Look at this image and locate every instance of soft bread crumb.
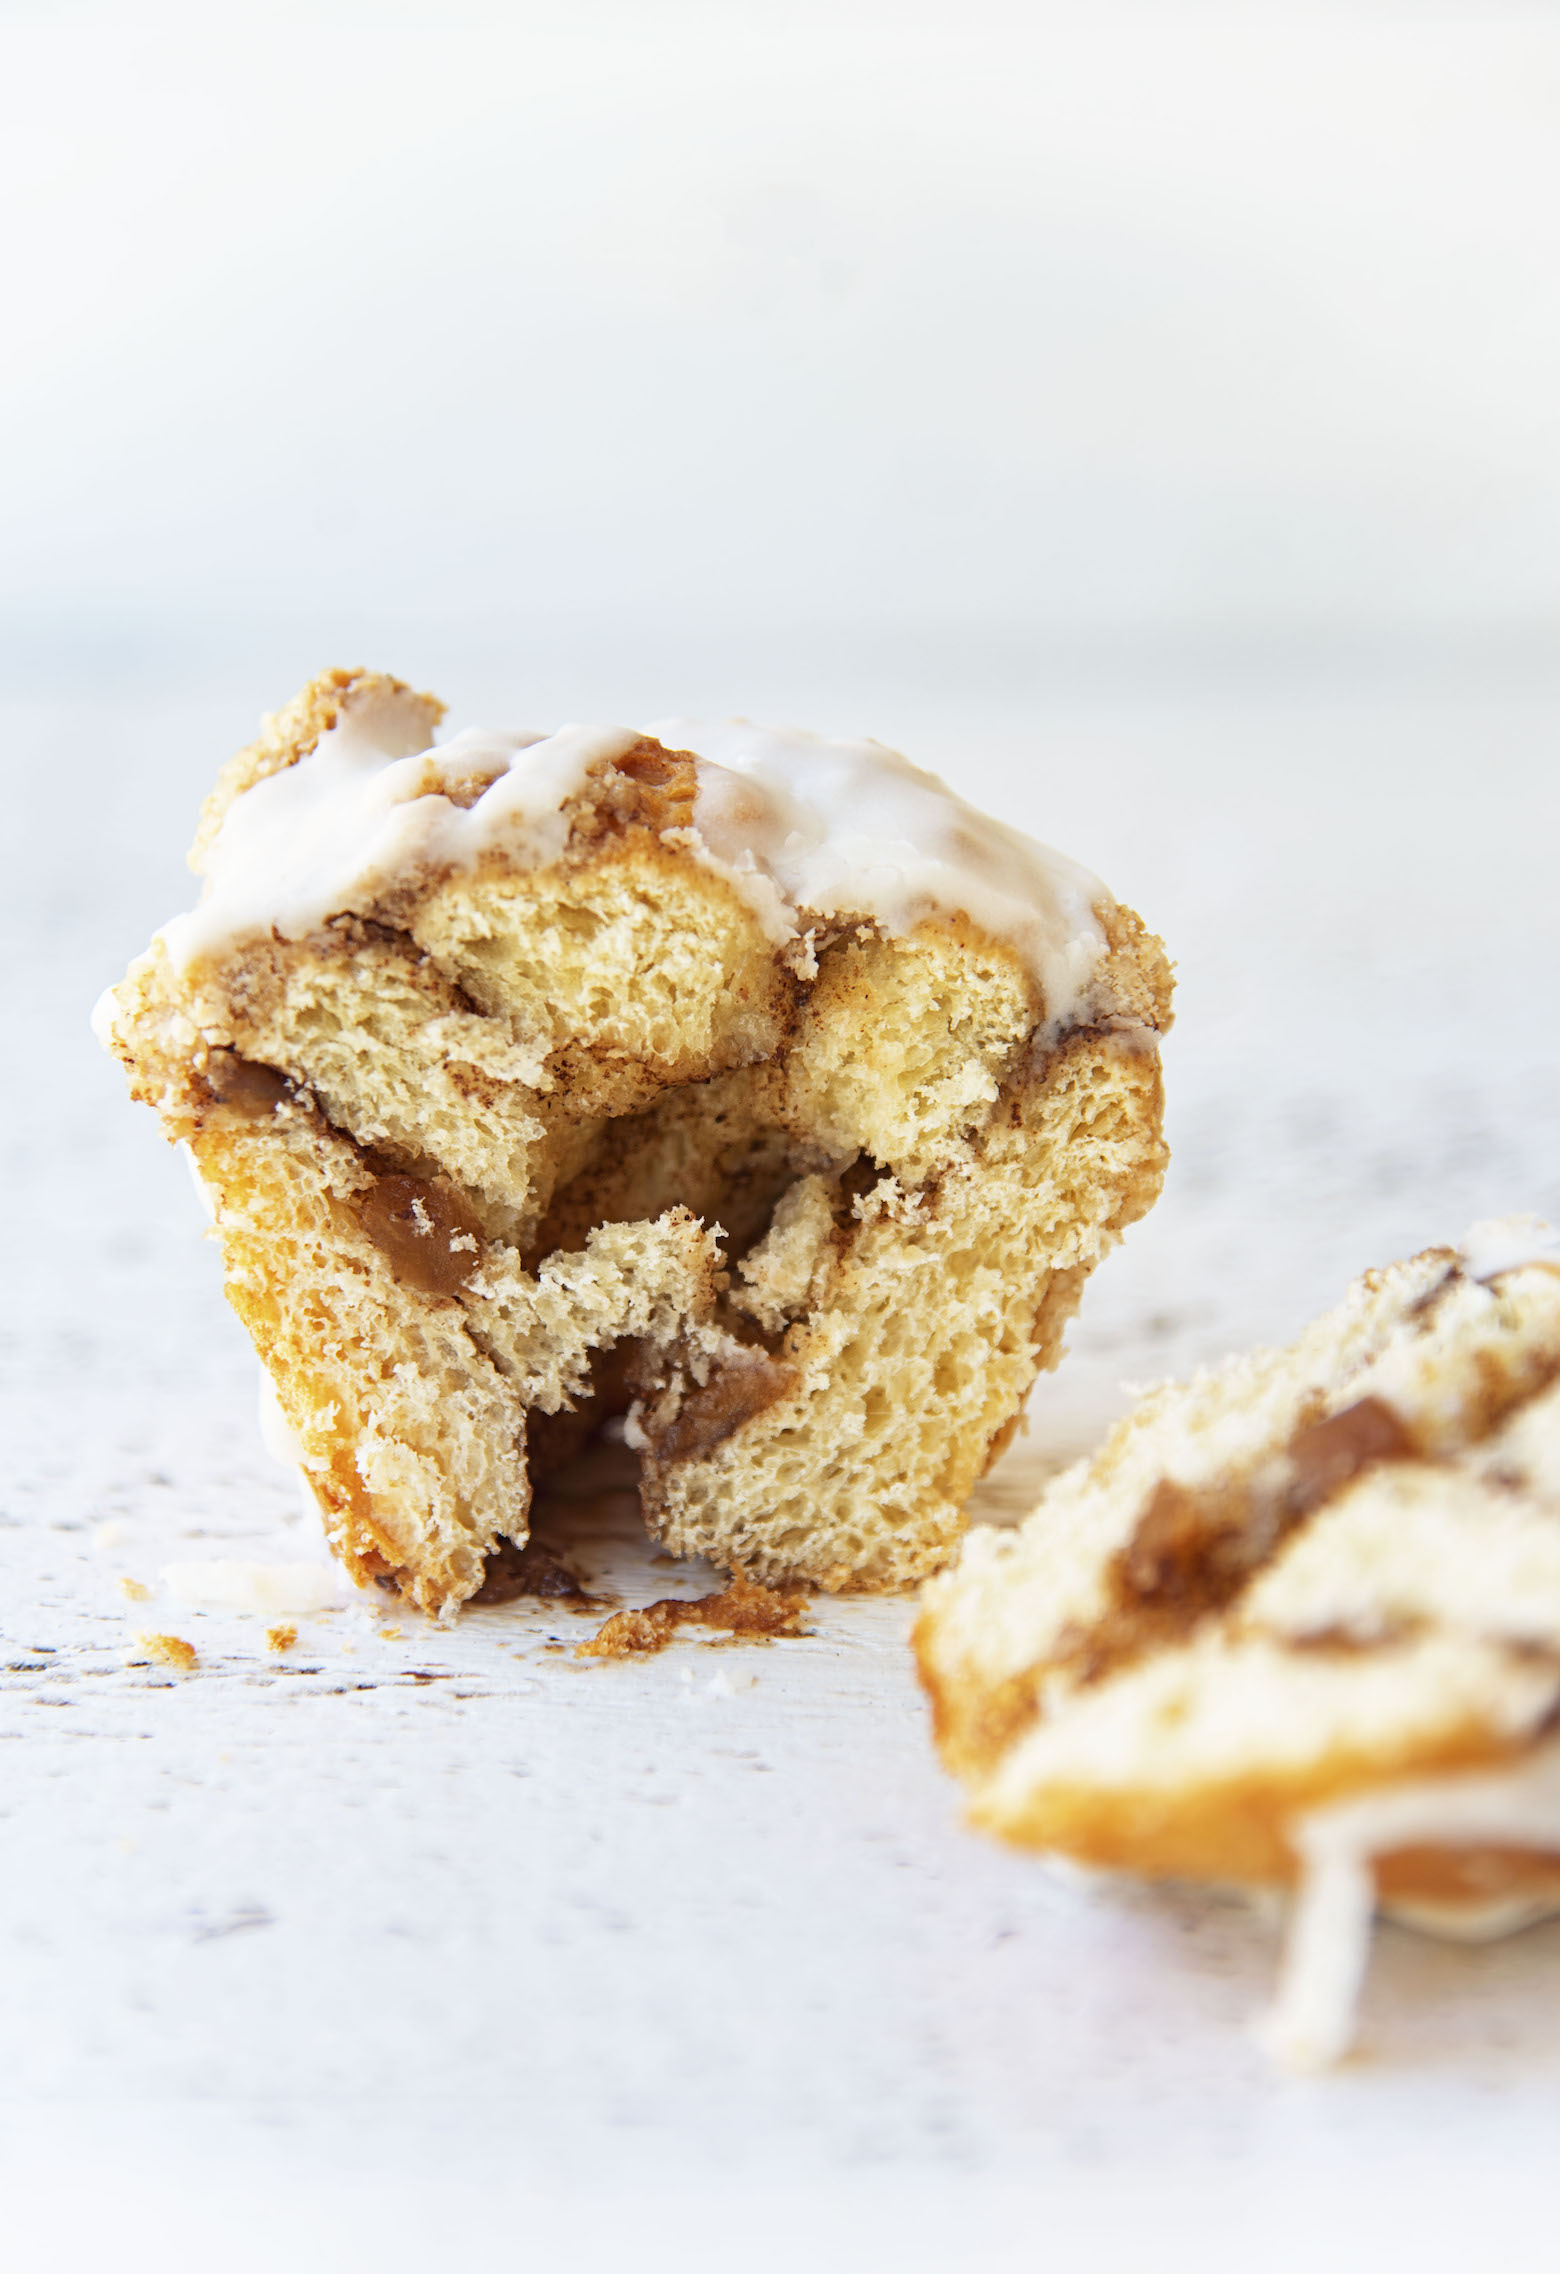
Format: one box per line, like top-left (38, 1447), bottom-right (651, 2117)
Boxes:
top-left (136, 1632), bottom-right (198, 1671)
top-left (118, 1577), bottom-right (152, 1602)
top-left (578, 1573), bottom-right (809, 1658)
top-left (265, 1623), bottom-right (298, 1652)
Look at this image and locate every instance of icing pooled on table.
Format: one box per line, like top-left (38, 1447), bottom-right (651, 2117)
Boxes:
top-left (154, 689), bottom-right (1111, 1027)
top-left (1263, 1738), bottom-right (1560, 2071)
top-left (1458, 1216), bottom-right (1560, 1284)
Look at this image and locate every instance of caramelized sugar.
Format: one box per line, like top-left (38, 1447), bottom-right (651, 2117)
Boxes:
top-left (1078, 1395), bottom-right (1424, 1683)
top-left (1285, 1396), bottom-right (1413, 1514)
top-left (577, 1572), bottom-right (809, 1658)
top-left (203, 1049), bottom-right (292, 1117)
top-left (357, 1173), bottom-right (486, 1297)
top-left (650, 1353), bottom-right (798, 1464)
top-left (611, 739), bottom-right (680, 789)
top-left (1118, 1477), bottom-right (1256, 1617)
top-left (475, 1537), bottom-right (600, 1610)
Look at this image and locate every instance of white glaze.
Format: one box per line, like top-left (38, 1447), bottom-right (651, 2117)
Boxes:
top-left (1458, 1215), bottom-right (1560, 1284)
top-left (1261, 1739), bottom-right (1560, 2070)
top-left (160, 1560), bottom-right (347, 1615)
top-left (654, 717), bottom-right (1110, 1022)
top-left (1259, 1843), bottom-right (1375, 2074)
top-left (156, 689), bottom-right (1113, 1026)
top-left (160, 710), bottom-right (630, 972)
top-left (89, 984), bottom-right (119, 1049)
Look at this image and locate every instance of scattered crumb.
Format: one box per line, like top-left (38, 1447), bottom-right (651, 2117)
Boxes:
top-left (135, 1632), bottom-right (198, 1672)
top-left (118, 1577), bottom-right (153, 1603)
top-left (266, 1623), bottom-right (298, 1653)
top-left (377, 1625), bottom-right (403, 1640)
top-left (476, 1536), bottom-right (604, 1611)
top-left (95, 1520), bottom-right (128, 1551)
top-left (578, 1574), bottom-right (809, 1660)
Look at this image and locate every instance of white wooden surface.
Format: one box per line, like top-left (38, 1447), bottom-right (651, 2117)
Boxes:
top-left (5, 672), bottom-right (1560, 2270)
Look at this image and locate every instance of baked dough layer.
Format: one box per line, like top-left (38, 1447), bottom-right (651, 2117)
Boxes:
top-left (916, 1224), bottom-right (1560, 1927)
top-left (101, 669), bottom-right (1172, 1616)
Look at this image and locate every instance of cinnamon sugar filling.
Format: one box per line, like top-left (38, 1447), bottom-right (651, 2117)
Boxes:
top-left (356, 1173), bottom-right (487, 1299)
top-left (1058, 1335), bottom-right (1560, 1693)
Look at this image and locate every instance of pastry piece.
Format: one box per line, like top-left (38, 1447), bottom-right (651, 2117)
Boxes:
top-left (916, 1218), bottom-right (1560, 2064)
top-left (97, 668), bottom-right (1171, 1619)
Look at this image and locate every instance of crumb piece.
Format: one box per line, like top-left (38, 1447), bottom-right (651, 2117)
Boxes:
top-left (118, 1577), bottom-right (153, 1602)
top-left (266, 1623), bottom-right (298, 1653)
top-left (377, 1625), bottom-right (403, 1640)
top-left (95, 1520), bottom-right (128, 1551)
top-left (136, 1631), bottom-right (197, 1671)
top-left (577, 1573), bottom-right (809, 1660)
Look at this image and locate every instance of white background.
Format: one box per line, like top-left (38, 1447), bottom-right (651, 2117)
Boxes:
top-left (4, 5), bottom-right (1560, 2267)
top-left (6, 0), bottom-right (1560, 685)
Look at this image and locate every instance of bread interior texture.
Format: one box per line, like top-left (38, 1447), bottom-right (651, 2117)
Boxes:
top-left (108, 672), bottom-right (1173, 1616)
top-left (916, 1238), bottom-right (1560, 1916)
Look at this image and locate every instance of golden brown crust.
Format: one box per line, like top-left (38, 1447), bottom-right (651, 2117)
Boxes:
top-left (184, 1102), bottom-right (531, 1612)
top-left (136, 1633), bottom-right (198, 1672)
top-left (970, 1726), bottom-right (1528, 1886)
top-left (1096, 898), bottom-right (1175, 1036)
top-left (913, 1623), bottom-right (1040, 1782)
top-left (1374, 1839), bottom-right (1560, 1909)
